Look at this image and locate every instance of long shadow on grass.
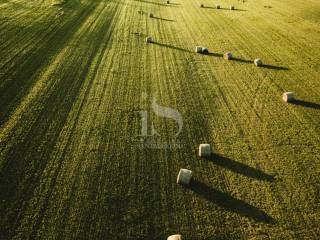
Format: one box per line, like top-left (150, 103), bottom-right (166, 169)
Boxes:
top-left (223, 8), bottom-right (247, 11)
top-left (205, 154), bottom-right (275, 182)
top-left (201, 6), bottom-right (216, 9)
top-left (289, 99), bottom-right (320, 110)
top-left (203, 6), bottom-right (247, 11)
top-left (205, 53), bottom-right (250, 61)
top-left (207, 52), bottom-right (223, 57)
top-left (231, 57), bottom-right (253, 64)
top-left (0, 4), bottom-right (99, 127)
top-left (205, 53), bottom-right (250, 62)
top-left (204, 55), bottom-right (288, 70)
top-left (152, 16), bottom-right (175, 22)
top-left (134, 0), bottom-right (178, 7)
top-left (260, 64), bottom-right (289, 71)
top-left (186, 180), bottom-right (275, 223)
top-left (0, 3), bottom-right (119, 239)
top-left (230, 59), bottom-right (288, 70)
top-left (169, 3), bottom-right (181, 6)
top-left (153, 42), bottom-right (192, 53)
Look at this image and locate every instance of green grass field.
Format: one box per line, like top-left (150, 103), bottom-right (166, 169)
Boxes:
top-left (0, 0), bottom-right (319, 239)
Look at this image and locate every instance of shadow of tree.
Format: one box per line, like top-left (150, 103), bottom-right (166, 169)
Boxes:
top-left (289, 99), bottom-right (320, 110)
top-left (186, 180), bottom-right (275, 223)
top-left (204, 154), bottom-right (275, 182)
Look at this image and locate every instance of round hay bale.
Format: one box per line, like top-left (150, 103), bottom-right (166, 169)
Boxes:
top-left (195, 46), bottom-right (203, 53)
top-left (167, 234), bottom-right (182, 240)
top-left (201, 47), bottom-right (209, 54)
top-left (224, 52), bottom-right (233, 60)
top-left (149, 13), bottom-right (154, 18)
top-left (254, 58), bottom-right (262, 67)
top-left (177, 169), bottom-right (192, 185)
top-left (201, 4), bottom-right (204, 8)
top-left (199, 144), bottom-right (211, 157)
top-left (167, 0), bottom-right (170, 4)
top-left (282, 92), bottom-right (295, 102)
top-left (146, 36), bottom-right (153, 43)
top-left (230, 5), bottom-right (235, 10)
top-left (216, 4), bottom-right (221, 9)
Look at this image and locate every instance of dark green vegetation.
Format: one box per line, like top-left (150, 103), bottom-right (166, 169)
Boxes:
top-left (0, 0), bottom-right (319, 239)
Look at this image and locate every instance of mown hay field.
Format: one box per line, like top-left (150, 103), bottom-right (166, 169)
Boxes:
top-left (0, 0), bottom-right (319, 239)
